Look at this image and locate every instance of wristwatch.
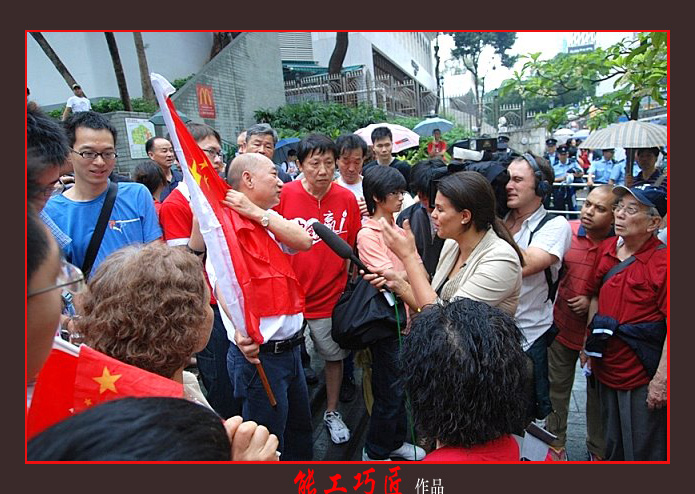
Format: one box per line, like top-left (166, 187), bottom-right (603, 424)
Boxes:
top-left (260, 211), bottom-right (270, 227)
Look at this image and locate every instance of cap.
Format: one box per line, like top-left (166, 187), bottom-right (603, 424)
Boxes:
top-left (72, 83), bottom-right (81, 89)
top-left (557, 144), bottom-right (569, 154)
top-left (613, 185), bottom-right (667, 217)
top-left (546, 138), bottom-right (558, 146)
top-left (497, 135), bottom-right (510, 142)
top-left (602, 148), bottom-right (615, 152)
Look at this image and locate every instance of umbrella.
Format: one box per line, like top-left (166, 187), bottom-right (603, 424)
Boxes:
top-left (149, 109), bottom-right (191, 125)
top-left (273, 137), bottom-right (300, 164)
top-left (354, 123), bottom-right (420, 153)
top-left (413, 117), bottom-right (454, 137)
top-left (553, 128), bottom-right (575, 142)
top-left (578, 120), bottom-right (667, 149)
top-left (573, 129), bottom-right (591, 140)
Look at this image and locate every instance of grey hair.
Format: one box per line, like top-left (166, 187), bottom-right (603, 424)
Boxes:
top-left (245, 123), bottom-right (278, 145)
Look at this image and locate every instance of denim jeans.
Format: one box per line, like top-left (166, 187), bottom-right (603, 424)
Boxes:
top-left (364, 335), bottom-right (407, 459)
top-left (227, 342), bottom-right (313, 461)
top-left (196, 305), bottom-right (241, 418)
top-left (525, 325), bottom-right (555, 420)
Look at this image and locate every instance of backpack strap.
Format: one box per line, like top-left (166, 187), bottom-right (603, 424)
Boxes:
top-left (529, 213), bottom-right (561, 302)
top-left (82, 181), bottom-right (118, 278)
top-left (601, 244), bottom-right (666, 287)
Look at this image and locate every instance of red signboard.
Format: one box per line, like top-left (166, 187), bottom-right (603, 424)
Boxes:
top-left (196, 83), bottom-right (216, 118)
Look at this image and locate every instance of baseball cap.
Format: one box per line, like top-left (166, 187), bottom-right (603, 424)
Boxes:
top-left (72, 83), bottom-right (81, 89)
top-left (613, 184), bottom-right (667, 217)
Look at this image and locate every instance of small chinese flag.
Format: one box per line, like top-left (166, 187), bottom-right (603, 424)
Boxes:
top-left (27, 340), bottom-right (183, 439)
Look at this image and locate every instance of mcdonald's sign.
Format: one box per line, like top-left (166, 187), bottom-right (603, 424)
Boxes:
top-left (196, 84), bottom-right (216, 118)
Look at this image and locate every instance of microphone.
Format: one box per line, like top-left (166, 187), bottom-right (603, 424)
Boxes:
top-left (311, 221), bottom-right (372, 275)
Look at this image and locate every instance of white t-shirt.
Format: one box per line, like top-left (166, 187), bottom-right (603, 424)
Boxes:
top-left (509, 206), bottom-right (572, 350)
top-left (335, 176), bottom-right (364, 199)
top-left (66, 95), bottom-right (92, 112)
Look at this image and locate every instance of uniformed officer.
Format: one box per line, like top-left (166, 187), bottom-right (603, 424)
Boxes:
top-left (544, 138), bottom-right (559, 167)
top-left (497, 134), bottom-right (512, 158)
top-left (551, 144), bottom-right (584, 215)
top-left (587, 148), bottom-right (623, 187)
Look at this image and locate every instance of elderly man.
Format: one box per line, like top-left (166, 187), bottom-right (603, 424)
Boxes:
top-left (503, 152), bottom-right (572, 424)
top-left (275, 134), bottom-right (362, 446)
top-left (582, 184), bottom-right (667, 461)
top-left (215, 152), bottom-right (313, 460)
top-left (145, 136), bottom-right (182, 201)
top-left (243, 124), bottom-right (292, 183)
top-left (546, 185), bottom-right (616, 461)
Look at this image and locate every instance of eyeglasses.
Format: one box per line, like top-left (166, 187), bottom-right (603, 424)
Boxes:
top-left (71, 149), bottom-right (118, 161)
top-left (27, 259), bottom-right (85, 297)
top-left (612, 203), bottom-right (644, 216)
top-left (202, 148), bottom-right (223, 159)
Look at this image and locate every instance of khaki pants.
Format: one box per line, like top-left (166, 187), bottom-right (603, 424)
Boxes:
top-left (546, 338), bottom-right (605, 457)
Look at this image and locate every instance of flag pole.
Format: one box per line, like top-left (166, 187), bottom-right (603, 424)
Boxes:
top-left (255, 363), bottom-right (277, 408)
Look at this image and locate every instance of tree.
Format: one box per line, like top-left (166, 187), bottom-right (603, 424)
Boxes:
top-left (29, 32), bottom-right (79, 92)
top-left (132, 32), bottom-right (155, 104)
top-left (104, 32), bottom-right (132, 111)
top-left (446, 32), bottom-right (517, 134)
top-left (328, 32), bottom-right (349, 75)
top-left (209, 32), bottom-right (242, 60)
top-left (500, 32), bottom-right (667, 131)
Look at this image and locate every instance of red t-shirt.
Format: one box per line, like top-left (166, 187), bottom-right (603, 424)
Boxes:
top-left (585, 235), bottom-right (668, 390)
top-left (427, 140), bottom-right (447, 155)
top-left (275, 181), bottom-right (361, 318)
top-left (159, 186), bottom-right (217, 305)
top-left (423, 435), bottom-right (520, 462)
top-left (554, 221), bottom-right (612, 350)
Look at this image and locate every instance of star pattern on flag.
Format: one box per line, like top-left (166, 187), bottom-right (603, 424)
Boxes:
top-left (92, 366), bottom-right (121, 394)
top-left (84, 398), bottom-right (92, 406)
top-left (190, 159), bottom-right (210, 188)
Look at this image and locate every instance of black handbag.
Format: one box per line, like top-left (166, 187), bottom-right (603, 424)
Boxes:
top-left (331, 274), bottom-right (405, 350)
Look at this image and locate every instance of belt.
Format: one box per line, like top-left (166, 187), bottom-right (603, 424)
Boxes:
top-left (259, 332), bottom-right (304, 354)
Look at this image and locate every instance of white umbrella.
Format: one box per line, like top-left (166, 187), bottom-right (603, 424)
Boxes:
top-left (354, 123), bottom-right (420, 153)
top-left (553, 128), bottom-right (575, 141)
top-left (579, 120), bottom-right (667, 149)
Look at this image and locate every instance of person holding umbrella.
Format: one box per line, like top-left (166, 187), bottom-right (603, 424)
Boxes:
top-left (427, 129), bottom-right (447, 160)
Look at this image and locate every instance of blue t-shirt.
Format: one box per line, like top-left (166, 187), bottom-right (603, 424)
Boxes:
top-left (588, 158), bottom-right (622, 183)
top-left (44, 181), bottom-right (162, 273)
top-left (609, 162), bottom-right (626, 185)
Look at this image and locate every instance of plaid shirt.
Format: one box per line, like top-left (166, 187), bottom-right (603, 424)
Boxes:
top-left (39, 209), bottom-right (72, 250)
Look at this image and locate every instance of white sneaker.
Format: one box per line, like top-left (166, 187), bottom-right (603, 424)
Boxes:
top-left (362, 448), bottom-right (392, 461)
top-left (324, 410), bottom-right (350, 444)
top-left (389, 442), bottom-right (426, 461)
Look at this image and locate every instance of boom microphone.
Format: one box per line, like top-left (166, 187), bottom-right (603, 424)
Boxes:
top-left (311, 222), bottom-right (372, 275)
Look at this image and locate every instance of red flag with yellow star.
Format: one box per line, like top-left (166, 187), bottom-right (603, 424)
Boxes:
top-left (27, 340), bottom-right (183, 439)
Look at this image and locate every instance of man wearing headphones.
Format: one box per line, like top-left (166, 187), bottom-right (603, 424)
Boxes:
top-left (504, 153), bottom-right (572, 430)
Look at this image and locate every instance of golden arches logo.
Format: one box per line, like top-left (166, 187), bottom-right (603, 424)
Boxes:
top-left (198, 86), bottom-right (214, 106)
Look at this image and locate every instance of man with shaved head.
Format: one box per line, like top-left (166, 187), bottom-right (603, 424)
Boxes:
top-left (211, 152), bottom-right (314, 460)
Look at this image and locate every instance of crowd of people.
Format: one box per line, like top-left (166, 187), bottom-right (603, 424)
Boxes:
top-left (26, 102), bottom-right (668, 462)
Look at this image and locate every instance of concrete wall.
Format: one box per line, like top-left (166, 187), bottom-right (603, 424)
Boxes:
top-left (104, 111), bottom-right (152, 177)
top-left (27, 32), bottom-right (212, 109)
top-left (310, 32), bottom-right (437, 92)
top-left (169, 32), bottom-right (286, 147)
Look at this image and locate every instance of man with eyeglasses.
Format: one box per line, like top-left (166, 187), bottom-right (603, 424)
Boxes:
top-left (42, 111), bottom-right (161, 276)
top-left (579, 184), bottom-right (667, 461)
top-left (158, 122), bottom-right (240, 420)
top-left (145, 136), bottom-right (182, 201)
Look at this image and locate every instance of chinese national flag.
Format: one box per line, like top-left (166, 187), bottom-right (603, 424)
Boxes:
top-left (27, 339), bottom-right (183, 439)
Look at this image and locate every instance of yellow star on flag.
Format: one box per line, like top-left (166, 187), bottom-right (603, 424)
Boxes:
top-left (190, 160), bottom-right (204, 186)
top-left (84, 398), bottom-right (92, 406)
top-left (93, 366), bottom-right (121, 394)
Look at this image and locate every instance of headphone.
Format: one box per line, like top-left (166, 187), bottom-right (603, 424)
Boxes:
top-left (522, 153), bottom-right (552, 198)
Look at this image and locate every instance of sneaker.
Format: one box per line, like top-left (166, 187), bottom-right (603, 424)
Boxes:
top-left (389, 442), bottom-right (426, 461)
top-left (340, 376), bottom-right (356, 402)
top-left (324, 410), bottom-right (350, 444)
top-left (362, 448), bottom-right (391, 461)
top-left (304, 366), bottom-right (318, 385)
top-left (549, 447), bottom-right (568, 461)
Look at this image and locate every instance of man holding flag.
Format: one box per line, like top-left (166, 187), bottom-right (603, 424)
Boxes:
top-left (150, 73), bottom-right (314, 460)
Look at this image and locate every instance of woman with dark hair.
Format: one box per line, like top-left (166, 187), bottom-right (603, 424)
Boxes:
top-left (133, 160), bottom-right (167, 216)
top-left (356, 165), bottom-right (425, 462)
top-left (73, 242), bottom-right (214, 406)
top-left (372, 171), bottom-right (523, 315)
top-left (403, 298), bottom-right (529, 460)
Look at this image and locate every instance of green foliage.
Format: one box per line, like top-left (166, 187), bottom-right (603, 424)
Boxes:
top-left (446, 32), bottom-right (518, 73)
top-left (90, 97), bottom-right (158, 114)
top-left (397, 124), bottom-right (473, 165)
top-left (501, 32), bottom-right (667, 131)
top-left (254, 101), bottom-right (388, 139)
top-left (172, 74), bottom-right (195, 90)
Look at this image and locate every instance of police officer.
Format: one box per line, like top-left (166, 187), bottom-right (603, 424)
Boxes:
top-left (544, 138), bottom-right (559, 167)
top-left (551, 144), bottom-right (584, 216)
top-left (587, 148), bottom-right (623, 187)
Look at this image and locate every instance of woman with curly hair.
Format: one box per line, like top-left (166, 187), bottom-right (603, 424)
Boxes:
top-left (402, 298), bottom-right (529, 461)
top-left (74, 242), bottom-right (214, 406)
top-left (370, 171), bottom-right (523, 315)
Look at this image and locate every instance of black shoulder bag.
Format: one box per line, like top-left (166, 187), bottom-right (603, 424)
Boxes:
top-left (81, 181), bottom-right (118, 278)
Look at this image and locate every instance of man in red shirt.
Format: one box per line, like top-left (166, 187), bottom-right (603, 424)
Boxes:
top-left (426, 129), bottom-right (447, 160)
top-left (275, 134), bottom-right (362, 445)
top-left (583, 184), bottom-right (667, 461)
top-left (546, 185), bottom-right (616, 460)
